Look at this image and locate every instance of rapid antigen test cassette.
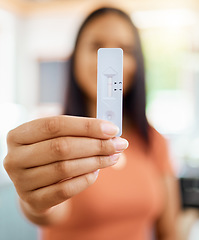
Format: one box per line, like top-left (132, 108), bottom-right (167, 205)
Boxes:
top-left (97, 48), bottom-right (123, 137)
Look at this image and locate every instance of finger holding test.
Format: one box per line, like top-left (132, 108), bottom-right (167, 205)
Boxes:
top-left (13, 136), bottom-right (128, 169)
top-left (26, 171), bottom-right (100, 212)
top-left (19, 154), bottom-right (121, 191)
top-left (7, 116), bottom-right (119, 146)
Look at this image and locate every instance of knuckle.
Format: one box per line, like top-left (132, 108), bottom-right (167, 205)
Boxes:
top-left (84, 119), bottom-right (92, 135)
top-left (84, 173), bottom-right (95, 186)
top-left (50, 138), bottom-right (70, 157)
top-left (44, 117), bottom-right (60, 135)
top-left (96, 156), bottom-right (104, 167)
top-left (56, 187), bottom-right (70, 201)
top-left (3, 154), bottom-right (14, 173)
top-left (3, 152), bottom-right (26, 177)
top-left (97, 139), bottom-right (107, 154)
top-left (3, 154), bottom-right (23, 185)
top-left (3, 156), bottom-right (10, 172)
top-left (6, 129), bottom-right (15, 145)
top-left (54, 161), bottom-right (70, 177)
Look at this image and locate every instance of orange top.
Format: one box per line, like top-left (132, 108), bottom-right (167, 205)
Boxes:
top-left (41, 127), bottom-right (173, 240)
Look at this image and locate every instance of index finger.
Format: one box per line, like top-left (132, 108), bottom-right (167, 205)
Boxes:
top-left (7, 115), bottom-right (119, 145)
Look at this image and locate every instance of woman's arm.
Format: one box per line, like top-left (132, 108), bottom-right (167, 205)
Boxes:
top-left (156, 175), bottom-right (181, 240)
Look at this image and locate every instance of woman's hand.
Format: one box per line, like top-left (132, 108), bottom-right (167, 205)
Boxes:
top-left (3, 116), bottom-right (128, 223)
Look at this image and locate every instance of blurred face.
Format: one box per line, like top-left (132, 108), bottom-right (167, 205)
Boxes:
top-left (74, 12), bottom-right (137, 102)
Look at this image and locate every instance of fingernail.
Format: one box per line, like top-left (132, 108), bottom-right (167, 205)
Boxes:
top-left (109, 153), bottom-right (121, 163)
top-left (94, 169), bottom-right (100, 178)
top-left (101, 122), bottom-right (119, 136)
top-left (111, 138), bottom-right (129, 152)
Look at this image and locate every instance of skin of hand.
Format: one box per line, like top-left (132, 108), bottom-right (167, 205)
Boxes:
top-left (3, 115), bottom-right (128, 225)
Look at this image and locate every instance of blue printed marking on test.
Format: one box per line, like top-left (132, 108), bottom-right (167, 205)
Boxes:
top-left (97, 48), bottom-right (123, 137)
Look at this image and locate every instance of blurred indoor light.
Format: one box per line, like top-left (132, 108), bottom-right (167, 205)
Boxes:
top-left (185, 137), bottom-right (199, 168)
top-left (0, 9), bottom-right (16, 103)
top-left (132, 9), bottom-right (197, 29)
top-left (146, 90), bottom-right (194, 135)
top-left (0, 103), bottom-right (27, 185)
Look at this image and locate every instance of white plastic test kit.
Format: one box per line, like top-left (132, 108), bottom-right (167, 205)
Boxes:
top-left (97, 48), bottom-right (123, 137)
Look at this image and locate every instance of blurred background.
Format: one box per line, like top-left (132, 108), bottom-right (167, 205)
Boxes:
top-left (0, 0), bottom-right (199, 239)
